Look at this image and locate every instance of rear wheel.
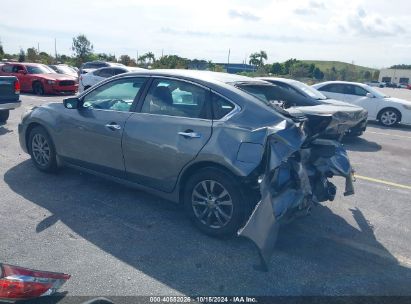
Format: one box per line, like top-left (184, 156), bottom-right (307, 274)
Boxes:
top-left (184, 168), bottom-right (247, 237)
top-left (379, 108), bottom-right (400, 127)
top-left (0, 110), bottom-right (10, 123)
top-left (29, 126), bottom-right (58, 172)
top-left (33, 82), bottom-right (45, 95)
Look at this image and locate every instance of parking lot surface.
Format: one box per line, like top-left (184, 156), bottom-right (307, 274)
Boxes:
top-left (1, 92), bottom-right (411, 297)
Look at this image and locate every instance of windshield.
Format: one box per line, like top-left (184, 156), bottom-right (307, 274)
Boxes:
top-left (27, 65), bottom-right (54, 74)
top-left (364, 85), bottom-right (388, 98)
top-left (236, 83), bottom-right (322, 108)
top-left (290, 80), bottom-right (328, 100)
top-left (56, 65), bottom-right (75, 74)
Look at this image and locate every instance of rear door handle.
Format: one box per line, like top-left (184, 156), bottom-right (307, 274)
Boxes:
top-left (105, 122), bottom-right (121, 131)
top-left (178, 131), bottom-right (201, 138)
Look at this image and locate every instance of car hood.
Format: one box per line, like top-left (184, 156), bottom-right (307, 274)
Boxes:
top-left (385, 97), bottom-right (411, 107)
top-left (33, 73), bottom-right (77, 81)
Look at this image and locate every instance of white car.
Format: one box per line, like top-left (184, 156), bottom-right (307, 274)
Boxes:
top-left (365, 81), bottom-right (385, 88)
top-left (79, 66), bottom-right (145, 92)
top-left (312, 81), bottom-right (411, 127)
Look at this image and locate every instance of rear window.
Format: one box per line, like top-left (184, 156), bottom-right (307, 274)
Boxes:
top-left (83, 62), bottom-right (108, 69)
top-left (236, 83), bottom-right (321, 108)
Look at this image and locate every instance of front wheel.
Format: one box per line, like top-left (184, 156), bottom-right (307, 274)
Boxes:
top-left (29, 126), bottom-right (58, 172)
top-left (33, 82), bottom-right (45, 95)
top-left (379, 109), bottom-right (400, 127)
top-left (184, 168), bottom-right (247, 237)
top-left (0, 110), bottom-right (10, 123)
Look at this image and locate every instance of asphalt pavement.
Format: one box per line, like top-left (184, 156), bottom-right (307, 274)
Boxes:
top-left (1, 92), bottom-right (411, 298)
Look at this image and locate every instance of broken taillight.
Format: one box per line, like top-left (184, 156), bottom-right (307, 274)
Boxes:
top-left (14, 79), bottom-right (20, 94)
top-left (0, 263), bottom-right (70, 300)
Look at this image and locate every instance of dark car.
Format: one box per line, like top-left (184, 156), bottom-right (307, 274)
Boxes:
top-left (0, 75), bottom-right (20, 123)
top-left (18, 70), bottom-right (354, 266)
top-left (256, 77), bottom-right (368, 137)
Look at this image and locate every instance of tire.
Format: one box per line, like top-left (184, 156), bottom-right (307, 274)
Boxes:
top-left (378, 108), bottom-right (401, 127)
top-left (183, 167), bottom-right (247, 237)
top-left (28, 126), bottom-right (58, 173)
top-left (0, 110), bottom-right (10, 123)
top-left (33, 82), bottom-right (45, 96)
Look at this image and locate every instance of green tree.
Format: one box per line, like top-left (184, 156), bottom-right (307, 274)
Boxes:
top-left (145, 52), bottom-right (155, 64)
top-left (313, 67), bottom-right (324, 80)
top-left (27, 47), bottom-right (38, 62)
top-left (372, 70), bottom-right (379, 81)
top-left (289, 62), bottom-right (310, 78)
top-left (18, 49), bottom-right (25, 62)
top-left (119, 54), bottom-right (131, 66)
top-left (0, 42), bottom-right (4, 60)
top-left (271, 62), bottom-right (282, 75)
top-left (363, 70), bottom-right (371, 81)
top-left (72, 34), bottom-right (93, 64)
top-left (249, 53), bottom-right (260, 66)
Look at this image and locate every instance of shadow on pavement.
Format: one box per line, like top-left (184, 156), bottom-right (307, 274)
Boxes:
top-left (342, 136), bottom-right (382, 152)
top-left (4, 160), bottom-right (411, 296)
top-left (0, 125), bottom-right (13, 136)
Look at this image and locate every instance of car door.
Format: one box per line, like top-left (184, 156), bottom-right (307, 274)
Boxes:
top-left (11, 65), bottom-right (30, 91)
top-left (122, 77), bottom-right (213, 192)
top-left (343, 84), bottom-right (378, 118)
top-left (317, 83), bottom-right (347, 101)
top-left (57, 77), bottom-right (148, 177)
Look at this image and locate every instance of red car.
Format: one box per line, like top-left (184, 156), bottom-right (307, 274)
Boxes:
top-left (0, 62), bottom-right (78, 95)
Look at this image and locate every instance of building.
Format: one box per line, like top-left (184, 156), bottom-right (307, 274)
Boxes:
top-left (379, 68), bottom-right (411, 85)
top-left (216, 63), bottom-right (257, 74)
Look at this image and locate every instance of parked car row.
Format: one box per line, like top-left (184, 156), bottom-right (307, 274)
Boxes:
top-left (0, 62), bottom-right (78, 95)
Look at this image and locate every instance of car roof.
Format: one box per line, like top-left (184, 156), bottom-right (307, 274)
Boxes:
top-left (122, 69), bottom-right (270, 86)
top-left (315, 81), bottom-right (367, 87)
top-left (258, 77), bottom-right (297, 84)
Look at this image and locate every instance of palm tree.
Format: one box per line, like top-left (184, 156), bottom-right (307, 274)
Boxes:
top-left (249, 53), bottom-right (260, 66)
top-left (258, 50), bottom-right (267, 66)
top-left (145, 52), bottom-right (155, 64)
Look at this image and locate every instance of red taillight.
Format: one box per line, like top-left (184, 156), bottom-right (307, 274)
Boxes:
top-left (14, 79), bottom-right (20, 94)
top-left (0, 264), bottom-right (70, 300)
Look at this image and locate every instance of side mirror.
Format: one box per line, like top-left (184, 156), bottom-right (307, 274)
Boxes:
top-left (63, 97), bottom-right (80, 109)
top-left (18, 70), bottom-right (27, 75)
top-left (366, 92), bottom-right (374, 98)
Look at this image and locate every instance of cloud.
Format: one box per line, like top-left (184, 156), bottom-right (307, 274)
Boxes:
top-left (294, 1), bottom-right (325, 15)
top-left (228, 9), bottom-right (260, 21)
top-left (344, 7), bottom-right (406, 37)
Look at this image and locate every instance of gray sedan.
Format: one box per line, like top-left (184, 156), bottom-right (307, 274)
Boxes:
top-left (18, 70), bottom-right (354, 266)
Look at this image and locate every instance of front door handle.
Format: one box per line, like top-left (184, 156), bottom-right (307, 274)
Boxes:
top-left (178, 131), bottom-right (201, 138)
top-left (105, 122), bottom-right (121, 131)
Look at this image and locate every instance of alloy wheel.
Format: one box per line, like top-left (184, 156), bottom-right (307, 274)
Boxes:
top-left (191, 180), bottom-right (234, 229)
top-left (380, 110), bottom-right (398, 126)
top-left (31, 133), bottom-right (51, 166)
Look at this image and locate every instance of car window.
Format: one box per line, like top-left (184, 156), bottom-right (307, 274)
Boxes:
top-left (345, 85), bottom-right (368, 96)
top-left (318, 84), bottom-right (345, 94)
top-left (141, 78), bottom-right (208, 119)
top-left (94, 68), bottom-right (113, 78)
top-left (2, 65), bottom-right (13, 73)
top-left (112, 68), bottom-right (127, 75)
top-left (26, 65), bottom-right (53, 74)
top-left (274, 82), bottom-right (306, 98)
top-left (236, 83), bottom-right (321, 108)
top-left (212, 94), bottom-right (235, 119)
top-left (82, 77), bottom-right (146, 112)
top-left (12, 65), bottom-right (25, 73)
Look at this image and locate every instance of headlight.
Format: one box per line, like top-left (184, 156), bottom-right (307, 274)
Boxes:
top-left (402, 104), bottom-right (411, 110)
top-left (47, 80), bottom-right (56, 85)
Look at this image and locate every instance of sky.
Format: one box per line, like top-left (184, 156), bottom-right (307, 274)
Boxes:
top-left (0, 0), bottom-right (410, 68)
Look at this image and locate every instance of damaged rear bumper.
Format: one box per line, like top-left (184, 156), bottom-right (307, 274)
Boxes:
top-left (238, 132), bottom-right (354, 270)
